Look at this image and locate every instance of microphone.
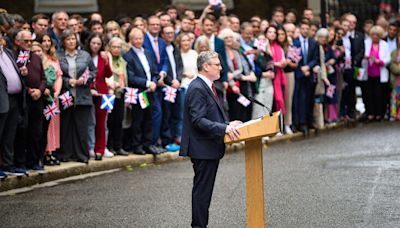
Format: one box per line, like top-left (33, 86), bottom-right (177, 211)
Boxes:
top-left (247, 95), bottom-right (273, 116)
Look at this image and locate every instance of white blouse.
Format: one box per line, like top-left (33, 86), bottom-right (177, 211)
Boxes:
top-left (181, 49), bottom-right (198, 88)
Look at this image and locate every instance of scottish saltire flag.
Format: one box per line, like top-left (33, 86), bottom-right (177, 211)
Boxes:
top-left (101, 94), bottom-right (115, 110)
top-left (43, 101), bottom-right (60, 120)
top-left (138, 91), bottom-right (150, 109)
top-left (288, 46), bottom-right (302, 63)
top-left (124, 88), bottom-right (138, 104)
top-left (16, 50), bottom-right (30, 65)
top-left (59, 91), bottom-right (74, 109)
top-left (163, 86), bottom-right (177, 103)
top-left (237, 95), bottom-right (251, 107)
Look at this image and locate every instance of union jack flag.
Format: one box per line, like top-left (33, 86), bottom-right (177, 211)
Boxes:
top-left (43, 101), bottom-right (60, 120)
top-left (16, 50), bottom-right (30, 65)
top-left (288, 46), bottom-right (302, 63)
top-left (326, 84), bottom-right (336, 98)
top-left (80, 67), bottom-right (90, 84)
top-left (164, 86), bottom-right (177, 103)
top-left (59, 91), bottom-right (74, 109)
top-left (124, 87), bottom-right (138, 104)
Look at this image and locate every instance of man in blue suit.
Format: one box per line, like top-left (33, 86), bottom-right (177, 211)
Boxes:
top-left (123, 28), bottom-right (160, 155)
top-left (292, 19), bottom-right (320, 135)
top-left (143, 15), bottom-right (169, 153)
top-left (180, 51), bottom-right (241, 228)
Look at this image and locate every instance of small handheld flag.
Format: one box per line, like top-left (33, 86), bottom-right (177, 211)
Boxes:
top-left (237, 95), bottom-right (251, 107)
top-left (138, 91), bottom-right (150, 109)
top-left (163, 86), bottom-right (177, 103)
top-left (353, 67), bottom-right (365, 81)
top-left (43, 101), bottom-right (60, 120)
top-left (80, 67), bottom-right (90, 85)
top-left (59, 91), bottom-right (74, 109)
top-left (101, 94), bottom-right (115, 110)
top-left (16, 50), bottom-right (30, 65)
top-left (288, 46), bottom-right (302, 63)
top-left (326, 85), bottom-right (336, 98)
top-left (124, 88), bottom-right (138, 104)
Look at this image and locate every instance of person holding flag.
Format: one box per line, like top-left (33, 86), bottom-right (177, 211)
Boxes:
top-left (13, 30), bottom-right (47, 173)
top-left (106, 37), bottom-right (129, 156)
top-left (122, 28), bottom-right (159, 155)
top-left (85, 33), bottom-right (113, 161)
top-left (57, 29), bottom-right (96, 164)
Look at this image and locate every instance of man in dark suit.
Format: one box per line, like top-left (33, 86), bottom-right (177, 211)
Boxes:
top-left (0, 32), bottom-right (27, 177)
top-left (343, 14), bottom-right (365, 120)
top-left (292, 19), bottom-right (319, 135)
top-left (180, 51), bottom-right (241, 228)
top-left (143, 15), bottom-right (169, 153)
top-left (123, 28), bottom-right (159, 155)
top-left (160, 25), bottom-right (183, 150)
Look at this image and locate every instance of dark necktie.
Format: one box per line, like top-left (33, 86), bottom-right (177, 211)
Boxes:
top-left (212, 83), bottom-right (218, 98)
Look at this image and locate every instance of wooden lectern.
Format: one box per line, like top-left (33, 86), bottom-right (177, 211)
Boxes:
top-left (224, 112), bottom-right (282, 228)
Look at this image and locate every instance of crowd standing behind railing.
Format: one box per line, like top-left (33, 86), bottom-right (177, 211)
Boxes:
top-left (0, 4), bottom-right (399, 178)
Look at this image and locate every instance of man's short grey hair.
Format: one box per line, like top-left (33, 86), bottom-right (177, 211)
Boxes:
top-left (52, 11), bottom-right (68, 23)
top-left (240, 22), bottom-right (252, 33)
top-left (197, 51), bottom-right (219, 71)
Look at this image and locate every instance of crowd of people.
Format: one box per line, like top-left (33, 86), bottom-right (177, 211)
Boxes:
top-left (0, 4), bottom-right (399, 178)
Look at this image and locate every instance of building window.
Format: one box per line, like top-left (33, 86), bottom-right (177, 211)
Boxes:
top-left (34, 0), bottom-right (99, 13)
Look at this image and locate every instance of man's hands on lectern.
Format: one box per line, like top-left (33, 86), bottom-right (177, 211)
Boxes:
top-left (226, 121), bottom-right (242, 141)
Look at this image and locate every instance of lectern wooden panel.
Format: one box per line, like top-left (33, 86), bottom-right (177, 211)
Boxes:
top-left (225, 112), bottom-right (281, 228)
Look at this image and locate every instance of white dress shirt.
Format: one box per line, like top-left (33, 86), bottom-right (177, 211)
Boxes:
top-left (387, 37), bottom-right (397, 53)
top-left (343, 33), bottom-right (352, 60)
top-left (209, 34), bottom-right (216, 51)
top-left (198, 74), bottom-right (213, 93)
top-left (132, 46), bottom-right (152, 86)
top-left (166, 44), bottom-right (177, 80)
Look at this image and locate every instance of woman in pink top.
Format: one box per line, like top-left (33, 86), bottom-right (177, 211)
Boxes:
top-left (266, 25), bottom-right (287, 114)
top-left (364, 26), bottom-right (391, 121)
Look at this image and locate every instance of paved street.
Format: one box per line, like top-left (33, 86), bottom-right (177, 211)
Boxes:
top-left (1, 122), bottom-right (400, 228)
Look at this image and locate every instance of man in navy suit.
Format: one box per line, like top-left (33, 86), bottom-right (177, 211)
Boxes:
top-left (123, 28), bottom-right (159, 155)
top-left (143, 15), bottom-right (169, 153)
top-left (292, 19), bottom-right (319, 135)
top-left (180, 51), bottom-right (241, 228)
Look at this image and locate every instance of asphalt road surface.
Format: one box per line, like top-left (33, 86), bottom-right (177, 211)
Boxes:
top-left (1, 122), bottom-right (400, 228)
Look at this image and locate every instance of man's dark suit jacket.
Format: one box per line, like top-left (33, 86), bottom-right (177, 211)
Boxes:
top-left (165, 44), bottom-right (183, 86)
top-left (179, 77), bottom-right (229, 160)
top-left (123, 47), bottom-right (159, 91)
top-left (350, 30), bottom-right (365, 68)
top-left (293, 37), bottom-right (320, 80)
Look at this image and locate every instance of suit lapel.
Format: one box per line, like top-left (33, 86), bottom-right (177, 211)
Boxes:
top-left (197, 78), bottom-right (227, 121)
top-left (130, 49), bottom-right (147, 77)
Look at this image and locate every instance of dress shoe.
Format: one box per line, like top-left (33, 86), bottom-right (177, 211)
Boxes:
top-left (133, 146), bottom-right (146, 155)
top-left (115, 149), bottom-right (129, 156)
top-left (95, 153), bottom-right (103, 161)
top-left (77, 159), bottom-right (89, 164)
top-left (300, 125), bottom-right (309, 136)
top-left (144, 145), bottom-right (160, 155)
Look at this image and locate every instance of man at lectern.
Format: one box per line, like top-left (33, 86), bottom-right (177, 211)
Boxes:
top-left (179, 51), bottom-right (241, 228)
